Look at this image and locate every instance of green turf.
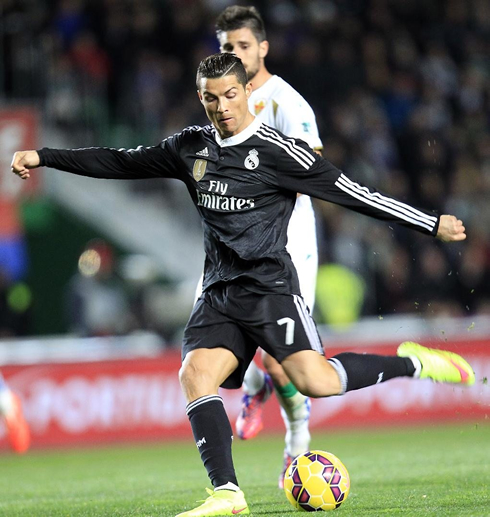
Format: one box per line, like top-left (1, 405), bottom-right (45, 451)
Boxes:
top-left (0, 423), bottom-right (488, 516)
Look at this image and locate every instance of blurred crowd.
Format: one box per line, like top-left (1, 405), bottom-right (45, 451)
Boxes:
top-left (1, 0), bottom-right (489, 334)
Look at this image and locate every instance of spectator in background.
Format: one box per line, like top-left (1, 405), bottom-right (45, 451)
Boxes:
top-left (0, 200), bottom-right (28, 286)
top-left (65, 239), bottom-right (133, 337)
top-left (53, 0), bottom-right (89, 50)
top-left (0, 199), bottom-right (32, 337)
top-left (0, 267), bottom-right (31, 338)
top-left (457, 241), bottom-right (490, 314)
top-left (373, 244), bottom-right (414, 315)
top-left (45, 53), bottom-right (83, 132)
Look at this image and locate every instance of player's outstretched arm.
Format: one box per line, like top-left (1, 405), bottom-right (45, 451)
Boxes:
top-left (436, 215), bottom-right (466, 242)
top-left (12, 143), bottom-right (180, 181)
top-left (11, 150), bottom-right (40, 180)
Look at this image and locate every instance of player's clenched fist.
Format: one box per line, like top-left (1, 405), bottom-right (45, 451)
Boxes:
top-left (436, 214), bottom-right (466, 242)
top-left (11, 150), bottom-right (40, 180)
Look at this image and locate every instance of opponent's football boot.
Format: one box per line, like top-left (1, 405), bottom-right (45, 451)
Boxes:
top-left (397, 341), bottom-right (475, 385)
top-left (236, 373), bottom-right (273, 440)
top-left (2, 392), bottom-right (30, 454)
top-left (175, 488), bottom-right (249, 516)
top-left (278, 452), bottom-right (294, 490)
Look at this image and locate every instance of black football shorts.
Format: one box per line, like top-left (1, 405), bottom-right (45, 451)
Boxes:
top-left (182, 283), bottom-right (324, 389)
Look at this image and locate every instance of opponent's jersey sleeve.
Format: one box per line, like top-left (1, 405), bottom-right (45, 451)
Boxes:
top-left (270, 131), bottom-right (440, 236)
top-left (37, 129), bottom-right (193, 181)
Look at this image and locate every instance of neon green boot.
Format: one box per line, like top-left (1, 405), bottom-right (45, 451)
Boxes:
top-left (175, 488), bottom-right (250, 517)
top-left (397, 342), bottom-right (475, 385)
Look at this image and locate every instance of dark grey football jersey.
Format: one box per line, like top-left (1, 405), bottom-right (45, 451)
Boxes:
top-left (38, 118), bottom-right (439, 295)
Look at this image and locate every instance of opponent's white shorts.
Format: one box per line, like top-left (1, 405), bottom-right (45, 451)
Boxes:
top-left (286, 195), bottom-right (318, 312)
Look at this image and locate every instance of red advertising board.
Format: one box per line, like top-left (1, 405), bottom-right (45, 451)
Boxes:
top-left (0, 339), bottom-right (488, 449)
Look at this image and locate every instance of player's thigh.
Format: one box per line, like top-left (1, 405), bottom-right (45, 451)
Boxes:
top-left (281, 350), bottom-right (342, 397)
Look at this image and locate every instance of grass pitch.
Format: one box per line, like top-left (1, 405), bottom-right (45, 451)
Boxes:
top-left (0, 424), bottom-right (488, 516)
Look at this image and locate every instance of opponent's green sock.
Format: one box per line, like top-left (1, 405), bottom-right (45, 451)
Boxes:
top-left (275, 382), bottom-right (308, 422)
top-left (275, 382), bottom-right (298, 399)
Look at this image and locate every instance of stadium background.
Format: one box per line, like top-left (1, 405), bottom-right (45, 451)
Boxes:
top-left (0, 0), bottom-right (489, 448)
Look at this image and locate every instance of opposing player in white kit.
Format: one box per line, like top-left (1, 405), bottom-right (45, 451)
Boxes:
top-left (215, 5), bottom-right (322, 486)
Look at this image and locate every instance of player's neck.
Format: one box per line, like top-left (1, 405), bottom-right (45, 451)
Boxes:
top-left (250, 67), bottom-right (273, 91)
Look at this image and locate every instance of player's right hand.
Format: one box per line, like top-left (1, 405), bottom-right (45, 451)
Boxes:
top-left (11, 150), bottom-right (40, 180)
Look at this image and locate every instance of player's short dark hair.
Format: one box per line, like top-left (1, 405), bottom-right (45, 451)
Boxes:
top-left (196, 53), bottom-right (248, 89)
top-left (215, 5), bottom-right (266, 43)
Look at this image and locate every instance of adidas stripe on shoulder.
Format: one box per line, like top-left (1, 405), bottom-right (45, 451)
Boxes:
top-left (256, 125), bottom-right (315, 170)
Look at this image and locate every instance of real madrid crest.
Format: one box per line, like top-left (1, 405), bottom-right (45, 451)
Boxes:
top-left (244, 149), bottom-right (259, 170)
top-left (193, 159), bottom-right (207, 181)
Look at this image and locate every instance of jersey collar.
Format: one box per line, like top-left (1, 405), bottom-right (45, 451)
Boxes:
top-left (214, 117), bottom-right (262, 147)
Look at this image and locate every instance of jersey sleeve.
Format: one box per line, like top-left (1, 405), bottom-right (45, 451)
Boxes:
top-left (274, 97), bottom-right (323, 151)
top-left (38, 132), bottom-right (185, 181)
top-left (275, 140), bottom-right (440, 236)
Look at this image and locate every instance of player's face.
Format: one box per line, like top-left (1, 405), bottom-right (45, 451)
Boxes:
top-left (198, 74), bottom-right (254, 139)
top-left (218, 28), bottom-right (268, 82)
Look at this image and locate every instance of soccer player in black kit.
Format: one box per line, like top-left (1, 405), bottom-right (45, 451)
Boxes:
top-left (12, 53), bottom-right (475, 517)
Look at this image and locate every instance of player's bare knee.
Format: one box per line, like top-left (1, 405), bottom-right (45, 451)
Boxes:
top-left (178, 362), bottom-right (194, 394)
top-left (282, 352), bottom-right (342, 397)
top-left (179, 361), bottom-right (212, 397)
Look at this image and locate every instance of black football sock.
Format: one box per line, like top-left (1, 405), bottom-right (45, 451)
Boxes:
top-left (328, 352), bottom-right (416, 393)
top-left (186, 395), bottom-right (239, 489)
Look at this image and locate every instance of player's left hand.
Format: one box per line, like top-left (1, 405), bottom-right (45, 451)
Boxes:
top-left (436, 215), bottom-right (466, 242)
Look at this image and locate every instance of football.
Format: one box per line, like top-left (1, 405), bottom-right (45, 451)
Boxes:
top-left (283, 450), bottom-right (350, 511)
